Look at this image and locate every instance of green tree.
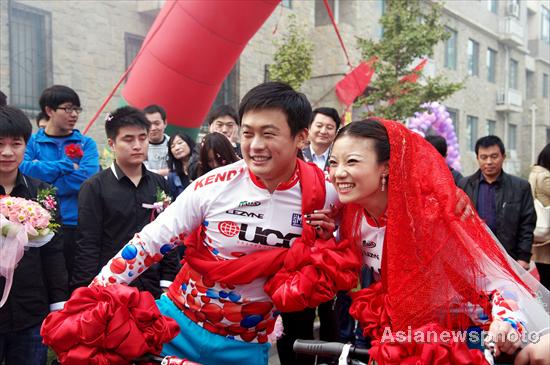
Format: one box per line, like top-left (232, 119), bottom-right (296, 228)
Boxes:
top-left (268, 14), bottom-right (313, 90)
top-left (356, 0), bottom-right (463, 121)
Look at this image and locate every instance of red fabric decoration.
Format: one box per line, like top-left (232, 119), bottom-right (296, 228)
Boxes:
top-left (335, 58), bottom-right (377, 107)
top-left (172, 159), bottom-right (362, 312)
top-left (41, 285), bottom-right (179, 365)
top-left (349, 282), bottom-right (392, 339)
top-left (65, 144), bottom-right (83, 159)
top-left (399, 58), bottom-right (428, 84)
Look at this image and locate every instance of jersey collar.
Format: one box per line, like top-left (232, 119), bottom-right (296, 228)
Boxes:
top-left (248, 164), bottom-right (300, 191)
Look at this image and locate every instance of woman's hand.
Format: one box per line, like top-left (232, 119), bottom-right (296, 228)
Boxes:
top-left (455, 188), bottom-right (474, 221)
top-left (485, 319), bottom-right (522, 357)
top-left (305, 204), bottom-right (339, 240)
top-left (514, 333), bottom-right (550, 365)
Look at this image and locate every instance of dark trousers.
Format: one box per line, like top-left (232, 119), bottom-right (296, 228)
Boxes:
top-left (62, 225), bottom-right (77, 284)
top-left (536, 262), bottom-right (550, 290)
top-left (276, 300), bottom-right (339, 365)
top-left (0, 324), bottom-right (47, 365)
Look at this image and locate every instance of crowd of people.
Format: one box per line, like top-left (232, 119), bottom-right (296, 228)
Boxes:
top-left (0, 82), bottom-right (549, 365)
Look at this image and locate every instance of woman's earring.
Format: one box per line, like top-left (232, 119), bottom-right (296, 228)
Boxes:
top-left (381, 175), bottom-right (387, 192)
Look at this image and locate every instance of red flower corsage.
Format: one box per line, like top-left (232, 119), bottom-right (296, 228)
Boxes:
top-left (65, 143), bottom-right (83, 159)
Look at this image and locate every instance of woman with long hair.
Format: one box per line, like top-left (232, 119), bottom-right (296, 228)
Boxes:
top-left (529, 143), bottom-right (550, 290)
top-left (311, 119), bottom-right (549, 364)
top-left (166, 133), bottom-right (195, 199)
top-left (197, 132), bottom-right (239, 177)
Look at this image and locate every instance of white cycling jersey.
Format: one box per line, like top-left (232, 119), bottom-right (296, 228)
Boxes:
top-left (93, 159), bottom-right (338, 343)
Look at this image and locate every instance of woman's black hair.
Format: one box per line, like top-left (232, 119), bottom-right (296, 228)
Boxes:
top-left (198, 132), bottom-right (239, 177)
top-left (167, 132), bottom-right (196, 179)
top-left (334, 119), bottom-right (390, 163)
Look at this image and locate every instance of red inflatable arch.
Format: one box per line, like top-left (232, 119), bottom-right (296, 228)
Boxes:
top-left (122, 0), bottom-right (280, 131)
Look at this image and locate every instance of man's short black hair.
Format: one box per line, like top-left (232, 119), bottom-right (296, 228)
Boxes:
top-left (143, 104), bottom-right (167, 122)
top-left (0, 90), bottom-right (7, 106)
top-left (475, 135), bottom-right (505, 156)
top-left (425, 135), bottom-right (447, 157)
top-left (0, 106), bottom-right (33, 143)
top-left (311, 107), bottom-right (341, 130)
top-left (206, 104), bottom-right (239, 126)
top-left (105, 106), bottom-right (151, 140)
top-left (39, 85), bottom-right (80, 115)
top-left (238, 82), bottom-right (312, 137)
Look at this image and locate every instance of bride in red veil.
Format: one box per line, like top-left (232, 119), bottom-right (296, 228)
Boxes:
top-left (323, 119), bottom-right (549, 365)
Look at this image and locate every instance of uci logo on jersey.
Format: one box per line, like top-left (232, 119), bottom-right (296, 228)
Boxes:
top-left (238, 223), bottom-right (300, 248)
top-left (291, 213), bottom-right (302, 228)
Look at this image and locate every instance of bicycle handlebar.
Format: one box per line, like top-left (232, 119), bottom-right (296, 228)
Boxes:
top-left (293, 340), bottom-right (370, 362)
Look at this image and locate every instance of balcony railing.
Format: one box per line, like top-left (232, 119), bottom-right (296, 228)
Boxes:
top-left (499, 17), bottom-right (524, 47)
top-left (528, 39), bottom-right (550, 62)
top-left (496, 89), bottom-right (523, 113)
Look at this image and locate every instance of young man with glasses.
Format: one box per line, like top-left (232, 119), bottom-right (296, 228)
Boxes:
top-left (20, 85), bottom-right (100, 284)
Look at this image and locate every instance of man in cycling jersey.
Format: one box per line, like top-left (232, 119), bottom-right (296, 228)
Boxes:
top-left (90, 82), bottom-right (352, 365)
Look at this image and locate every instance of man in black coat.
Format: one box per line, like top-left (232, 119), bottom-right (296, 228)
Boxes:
top-left (71, 107), bottom-right (179, 297)
top-left (0, 106), bottom-right (68, 365)
top-left (458, 135), bottom-right (536, 269)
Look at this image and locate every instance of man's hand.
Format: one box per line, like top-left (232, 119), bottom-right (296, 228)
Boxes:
top-left (486, 319), bottom-right (522, 357)
top-left (514, 333), bottom-right (550, 365)
top-left (73, 163), bottom-right (80, 170)
top-left (517, 260), bottom-right (531, 270)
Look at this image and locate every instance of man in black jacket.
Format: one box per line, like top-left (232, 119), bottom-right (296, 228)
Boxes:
top-left (71, 106), bottom-right (179, 297)
top-left (301, 107), bottom-right (340, 172)
top-left (458, 135), bottom-right (536, 269)
top-left (0, 106), bottom-right (68, 365)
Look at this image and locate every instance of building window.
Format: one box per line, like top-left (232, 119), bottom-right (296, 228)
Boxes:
top-left (281, 0), bottom-right (292, 8)
top-left (9, 3), bottom-right (52, 111)
top-left (486, 120), bottom-right (496, 135)
top-left (124, 33), bottom-right (144, 80)
top-left (487, 0), bottom-right (498, 14)
top-left (487, 48), bottom-right (496, 83)
top-left (448, 108), bottom-right (459, 139)
top-left (508, 124), bottom-right (517, 151)
top-left (211, 63), bottom-right (239, 116)
top-left (466, 115), bottom-right (478, 152)
top-left (467, 39), bottom-right (479, 76)
top-left (509, 58), bottom-right (519, 90)
top-left (542, 6), bottom-right (550, 43)
top-left (379, 0), bottom-right (386, 38)
top-left (543, 73), bottom-right (549, 98)
top-left (315, 0), bottom-right (338, 26)
top-left (444, 27), bottom-right (457, 70)
top-left (526, 71), bottom-right (535, 99)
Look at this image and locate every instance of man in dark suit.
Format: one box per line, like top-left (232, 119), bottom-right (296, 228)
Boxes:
top-left (301, 107), bottom-right (340, 171)
top-left (458, 135), bottom-right (536, 270)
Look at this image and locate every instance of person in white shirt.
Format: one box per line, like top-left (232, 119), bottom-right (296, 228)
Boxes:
top-left (144, 104), bottom-right (170, 177)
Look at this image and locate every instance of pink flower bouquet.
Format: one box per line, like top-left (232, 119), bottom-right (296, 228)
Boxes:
top-left (0, 195), bottom-right (58, 307)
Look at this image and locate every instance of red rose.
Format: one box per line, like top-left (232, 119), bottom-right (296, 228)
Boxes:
top-left (41, 285), bottom-right (179, 365)
top-left (65, 143), bottom-right (84, 159)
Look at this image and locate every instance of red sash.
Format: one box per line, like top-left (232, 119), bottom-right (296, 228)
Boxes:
top-left (171, 159), bottom-right (361, 312)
